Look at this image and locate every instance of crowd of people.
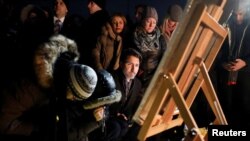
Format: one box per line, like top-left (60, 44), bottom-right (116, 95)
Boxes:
top-left (0, 0), bottom-right (249, 141)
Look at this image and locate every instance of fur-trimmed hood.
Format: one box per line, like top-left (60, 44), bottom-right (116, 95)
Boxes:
top-left (33, 34), bottom-right (80, 89)
top-left (83, 90), bottom-right (122, 109)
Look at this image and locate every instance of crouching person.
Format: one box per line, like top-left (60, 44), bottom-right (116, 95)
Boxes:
top-left (54, 58), bottom-right (121, 141)
top-left (94, 48), bottom-right (143, 141)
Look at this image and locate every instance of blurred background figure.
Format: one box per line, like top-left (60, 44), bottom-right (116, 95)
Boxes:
top-left (160, 4), bottom-right (183, 43)
top-left (79, 0), bottom-right (109, 66)
top-left (0, 34), bottom-right (79, 141)
top-left (134, 4), bottom-right (146, 29)
top-left (53, 0), bottom-right (85, 47)
top-left (53, 0), bottom-right (68, 34)
top-left (216, 0), bottom-right (250, 127)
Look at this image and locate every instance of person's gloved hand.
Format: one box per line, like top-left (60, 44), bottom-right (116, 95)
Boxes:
top-left (93, 107), bottom-right (105, 121)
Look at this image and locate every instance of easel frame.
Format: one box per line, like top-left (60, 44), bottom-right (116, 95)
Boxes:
top-left (132, 0), bottom-right (228, 140)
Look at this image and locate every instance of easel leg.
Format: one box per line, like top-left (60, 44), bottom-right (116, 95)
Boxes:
top-left (164, 73), bottom-right (205, 141)
top-left (198, 59), bottom-right (227, 125)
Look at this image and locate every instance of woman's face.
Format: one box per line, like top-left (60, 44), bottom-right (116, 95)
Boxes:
top-left (111, 16), bottom-right (125, 34)
top-left (143, 17), bottom-right (157, 33)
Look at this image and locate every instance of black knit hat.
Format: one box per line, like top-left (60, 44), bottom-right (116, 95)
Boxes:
top-left (168, 4), bottom-right (183, 22)
top-left (89, 0), bottom-right (106, 9)
top-left (68, 64), bottom-right (98, 100)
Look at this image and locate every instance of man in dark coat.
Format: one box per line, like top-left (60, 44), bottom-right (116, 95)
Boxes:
top-left (0, 34), bottom-right (79, 141)
top-left (216, 1), bottom-right (250, 127)
top-left (53, 0), bottom-right (85, 48)
top-left (95, 48), bottom-right (142, 141)
top-left (78, 0), bottom-right (110, 66)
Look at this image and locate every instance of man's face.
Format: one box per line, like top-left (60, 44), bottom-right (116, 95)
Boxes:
top-left (135, 7), bottom-right (144, 23)
top-left (233, 9), bottom-right (247, 24)
top-left (54, 0), bottom-right (68, 18)
top-left (87, 1), bottom-right (98, 14)
top-left (121, 55), bottom-right (140, 81)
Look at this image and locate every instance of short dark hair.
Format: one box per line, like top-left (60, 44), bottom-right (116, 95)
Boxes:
top-left (120, 48), bottom-right (142, 63)
top-left (135, 4), bottom-right (147, 11)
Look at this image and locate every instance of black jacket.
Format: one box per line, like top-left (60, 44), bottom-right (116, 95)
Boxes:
top-left (109, 69), bottom-right (142, 121)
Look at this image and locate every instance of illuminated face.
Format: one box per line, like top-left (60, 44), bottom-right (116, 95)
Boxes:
top-left (111, 16), bottom-right (125, 34)
top-left (234, 9), bottom-right (246, 24)
top-left (121, 55), bottom-right (140, 81)
top-left (143, 17), bottom-right (157, 33)
top-left (33, 44), bottom-right (56, 89)
top-left (168, 19), bottom-right (178, 26)
top-left (87, 1), bottom-right (99, 14)
top-left (54, 0), bottom-right (68, 18)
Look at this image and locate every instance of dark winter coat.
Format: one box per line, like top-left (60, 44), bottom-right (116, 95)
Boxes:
top-left (134, 26), bottom-right (167, 82)
top-left (92, 22), bottom-right (123, 71)
top-left (0, 79), bottom-right (53, 141)
top-left (79, 9), bottom-right (109, 66)
top-left (109, 69), bottom-right (142, 122)
top-left (0, 34), bottom-right (80, 141)
top-left (217, 19), bottom-right (250, 73)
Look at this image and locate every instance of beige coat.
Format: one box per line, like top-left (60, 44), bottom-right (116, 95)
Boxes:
top-left (92, 23), bottom-right (123, 71)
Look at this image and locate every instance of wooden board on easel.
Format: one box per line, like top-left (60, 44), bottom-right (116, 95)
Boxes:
top-left (132, 0), bottom-right (228, 141)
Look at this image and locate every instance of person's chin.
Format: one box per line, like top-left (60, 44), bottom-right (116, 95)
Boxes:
top-left (129, 76), bottom-right (135, 80)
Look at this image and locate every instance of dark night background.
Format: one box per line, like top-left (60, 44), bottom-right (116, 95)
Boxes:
top-left (4, 0), bottom-right (237, 27)
top-left (9, 0), bottom-right (187, 25)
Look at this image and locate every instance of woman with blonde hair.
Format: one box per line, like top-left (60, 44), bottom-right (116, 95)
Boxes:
top-left (92, 12), bottom-right (127, 72)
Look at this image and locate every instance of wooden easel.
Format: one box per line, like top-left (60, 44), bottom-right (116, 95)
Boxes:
top-left (132, 0), bottom-right (228, 141)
